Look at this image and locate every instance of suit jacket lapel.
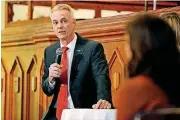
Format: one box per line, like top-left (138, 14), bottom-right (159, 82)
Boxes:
top-left (70, 34), bottom-right (84, 85)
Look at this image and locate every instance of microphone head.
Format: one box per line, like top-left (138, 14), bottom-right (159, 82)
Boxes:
top-left (56, 48), bottom-right (63, 55)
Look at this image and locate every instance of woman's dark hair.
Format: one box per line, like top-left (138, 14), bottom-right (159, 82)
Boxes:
top-left (127, 13), bottom-right (180, 106)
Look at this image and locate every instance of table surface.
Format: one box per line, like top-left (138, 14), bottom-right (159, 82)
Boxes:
top-left (61, 109), bottom-right (117, 120)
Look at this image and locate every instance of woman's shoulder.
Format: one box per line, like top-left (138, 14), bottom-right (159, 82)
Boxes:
top-left (119, 74), bottom-right (153, 97)
top-left (126, 74), bottom-right (168, 102)
top-left (125, 74), bottom-right (153, 88)
top-left (124, 74), bottom-right (167, 98)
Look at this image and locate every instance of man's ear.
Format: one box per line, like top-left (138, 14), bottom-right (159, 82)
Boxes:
top-left (73, 18), bottom-right (76, 25)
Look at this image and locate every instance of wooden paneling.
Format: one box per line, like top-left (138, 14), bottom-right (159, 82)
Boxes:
top-left (10, 57), bottom-right (23, 120)
top-left (7, 1), bottom-right (180, 12)
top-left (1, 6), bottom-right (180, 120)
top-left (1, 59), bottom-right (7, 120)
top-left (5, 1), bottom-right (180, 27)
top-left (108, 45), bottom-right (128, 109)
top-left (26, 55), bottom-right (38, 120)
top-left (28, 1), bottom-right (33, 20)
top-left (39, 59), bottom-right (53, 120)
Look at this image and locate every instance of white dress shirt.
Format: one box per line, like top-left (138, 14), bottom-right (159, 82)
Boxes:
top-left (49, 34), bottom-right (77, 108)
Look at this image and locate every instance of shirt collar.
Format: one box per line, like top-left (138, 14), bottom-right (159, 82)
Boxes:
top-left (60, 34), bottom-right (77, 51)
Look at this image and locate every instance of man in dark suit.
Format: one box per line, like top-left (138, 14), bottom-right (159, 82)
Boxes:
top-left (42, 4), bottom-right (112, 120)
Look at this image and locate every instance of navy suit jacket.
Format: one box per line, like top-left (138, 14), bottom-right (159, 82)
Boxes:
top-left (42, 33), bottom-right (112, 119)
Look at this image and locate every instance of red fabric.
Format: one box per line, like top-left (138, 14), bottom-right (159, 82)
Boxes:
top-left (56, 47), bottom-right (69, 120)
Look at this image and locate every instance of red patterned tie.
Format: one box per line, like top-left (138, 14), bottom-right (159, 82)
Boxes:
top-left (56, 46), bottom-right (69, 120)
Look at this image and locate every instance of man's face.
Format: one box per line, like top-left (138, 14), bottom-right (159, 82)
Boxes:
top-left (51, 9), bottom-right (76, 42)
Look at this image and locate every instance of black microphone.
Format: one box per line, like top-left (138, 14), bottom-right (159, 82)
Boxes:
top-left (55, 48), bottom-right (63, 63)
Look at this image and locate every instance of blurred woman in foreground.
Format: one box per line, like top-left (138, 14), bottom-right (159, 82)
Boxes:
top-left (117, 13), bottom-right (180, 120)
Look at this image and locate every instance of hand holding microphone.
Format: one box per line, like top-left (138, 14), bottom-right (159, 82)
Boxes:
top-left (48, 48), bottom-right (63, 83)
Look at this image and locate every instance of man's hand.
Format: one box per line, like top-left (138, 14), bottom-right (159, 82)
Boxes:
top-left (92, 99), bottom-right (111, 109)
top-left (48, 63), bottom-right (62, 83)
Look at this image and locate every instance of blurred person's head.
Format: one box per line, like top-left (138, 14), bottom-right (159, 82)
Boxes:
top-left (161, 12), bottom-right (180, 52)
top-left (125, 13), bottom-right (180, 106)
top-left (50, 4), bottom-right (76, 45)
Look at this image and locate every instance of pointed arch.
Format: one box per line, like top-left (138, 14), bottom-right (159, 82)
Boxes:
top-left (108, 47), bottom-right (126, 88)
top-left (9, 56), bottom-right (24, 120)
top-left (108, 47), bottom-right (127, 109)
top-left (26, 55), bottom-right (38, 120)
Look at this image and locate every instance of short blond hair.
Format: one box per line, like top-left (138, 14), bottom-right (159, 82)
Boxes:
top-left (50, 4), bottom-right (75, 19)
